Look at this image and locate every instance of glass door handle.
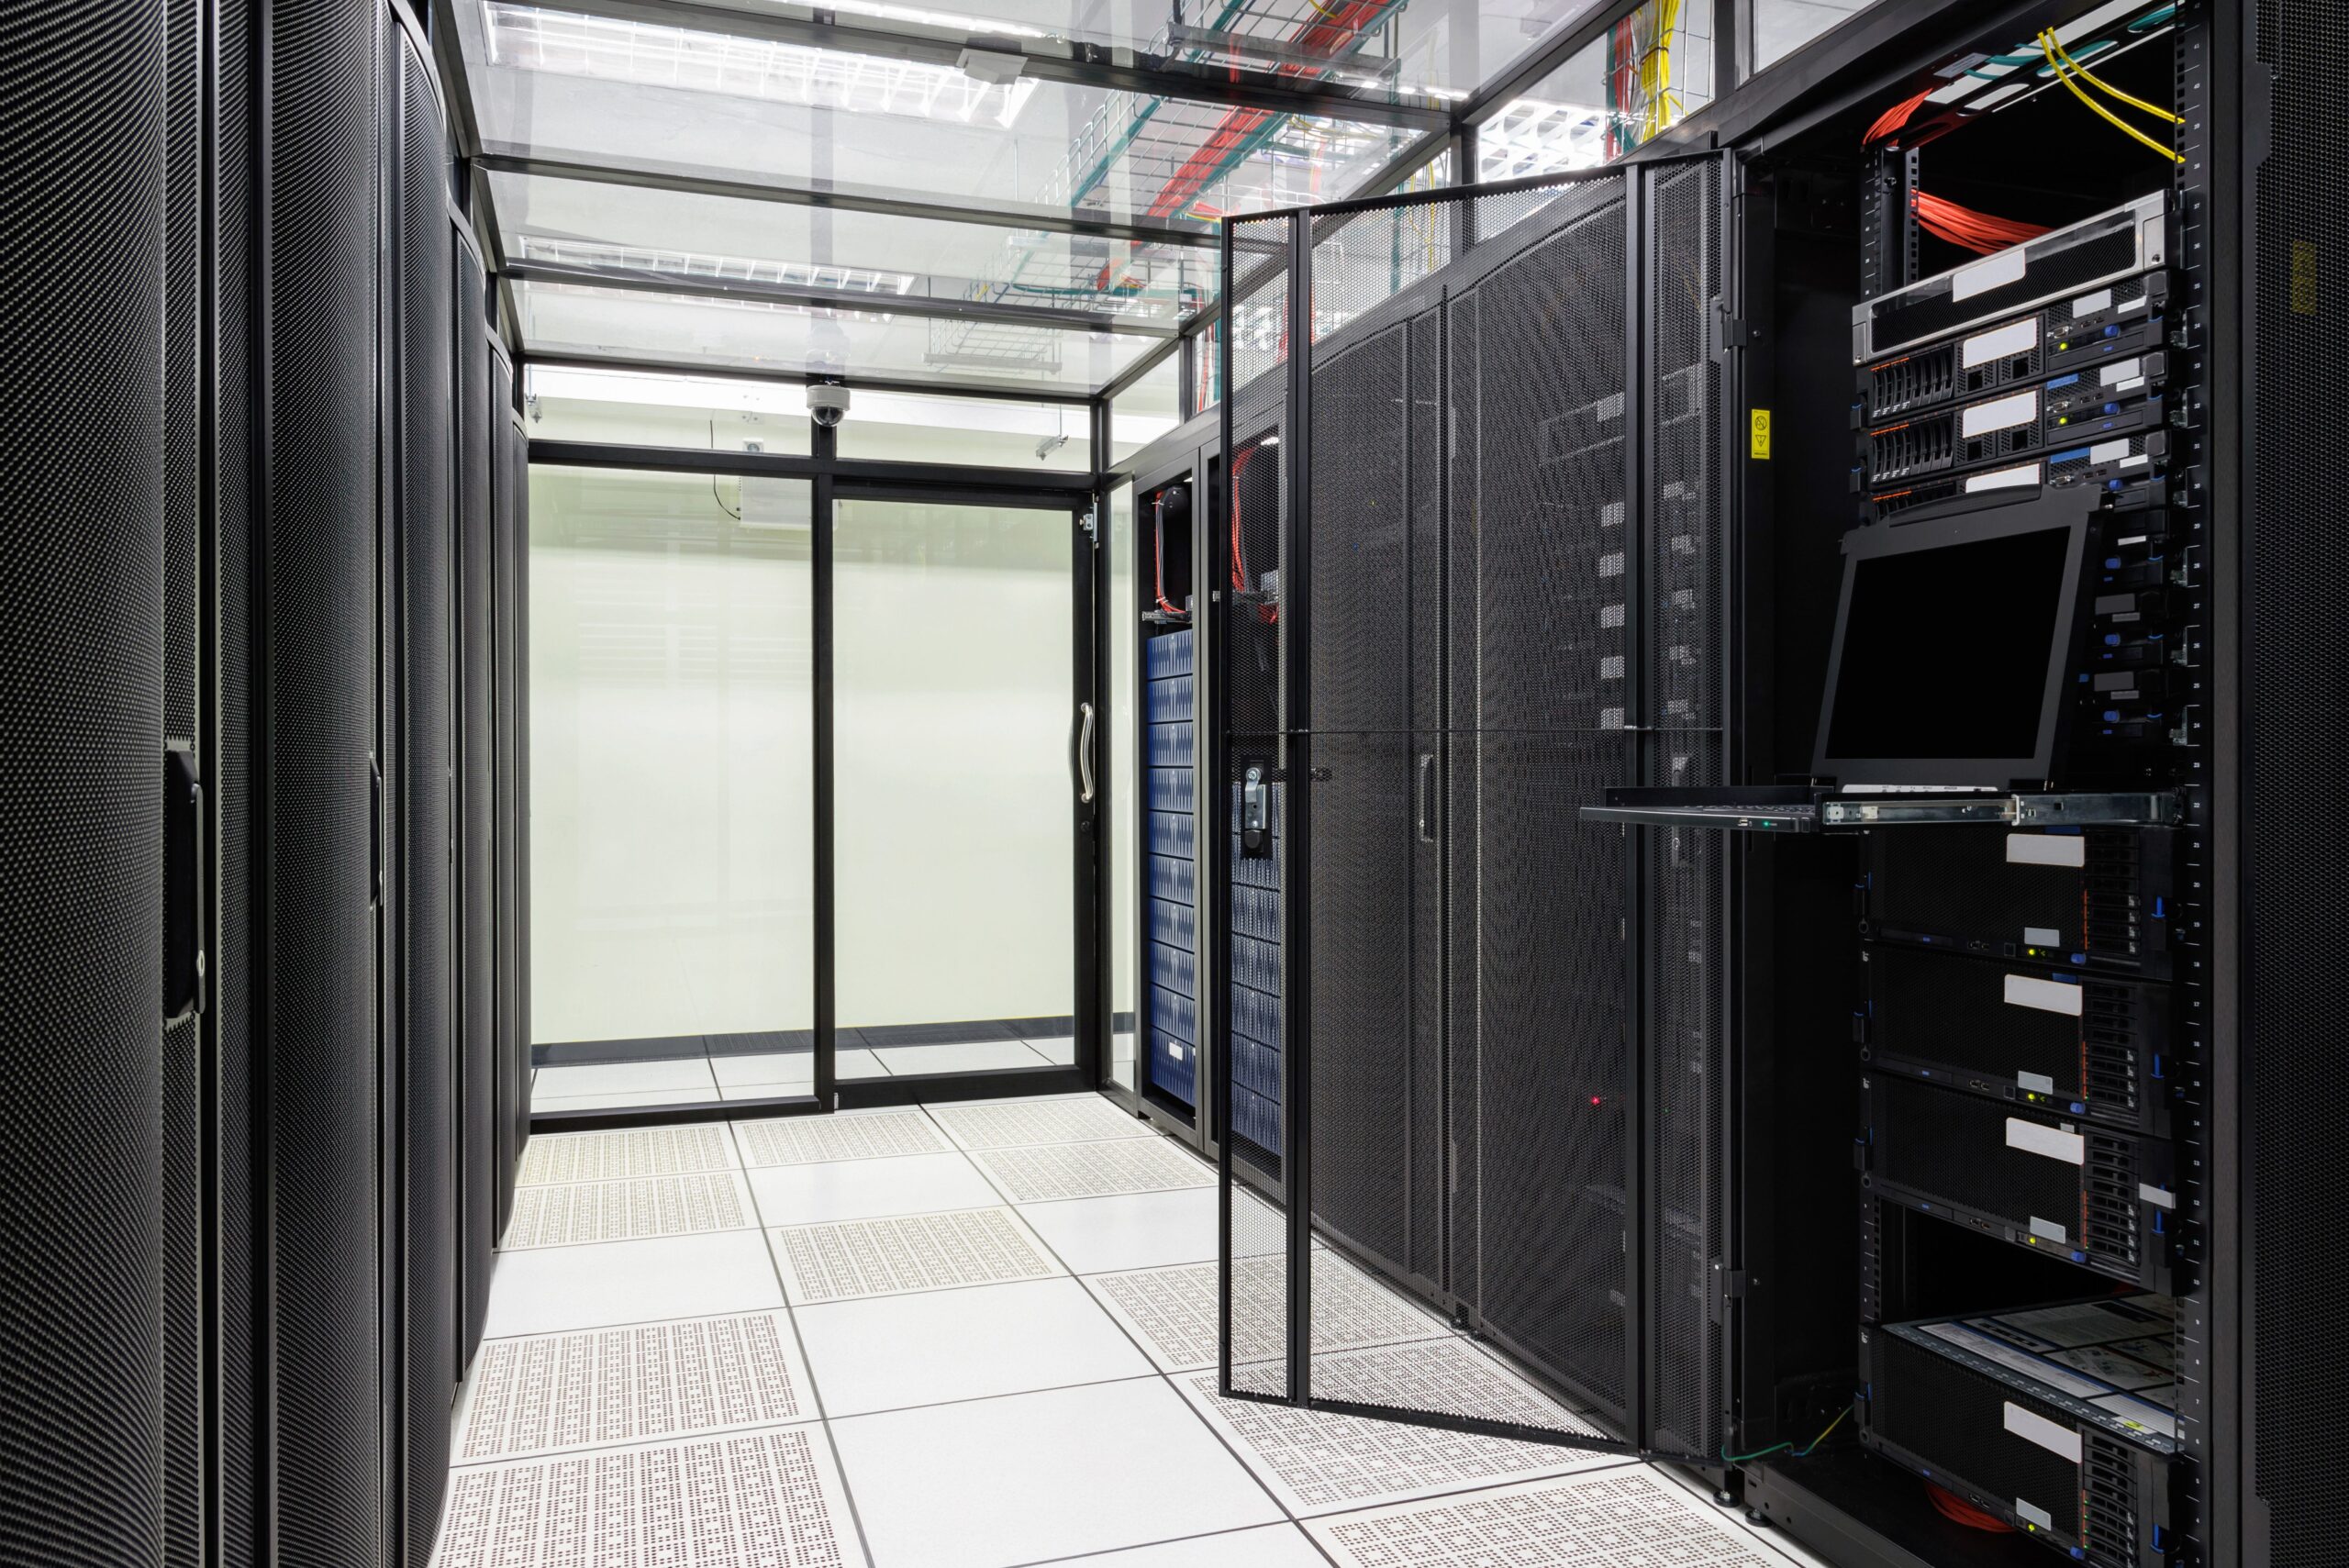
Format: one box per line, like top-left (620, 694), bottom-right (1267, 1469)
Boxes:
top-left (1075, 701), bottom-right (1097, 804)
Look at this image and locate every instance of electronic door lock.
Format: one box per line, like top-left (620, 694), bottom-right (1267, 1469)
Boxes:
top-left (1241, 765), bottom-right (1269, 855)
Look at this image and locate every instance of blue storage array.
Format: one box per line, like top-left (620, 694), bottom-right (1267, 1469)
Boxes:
top-left (1147, 896), bottom-right (1197, 953)
top-left (1146, 766), bottom-right (1194, 814)
top-left (1146, 810), bottom-right (1195, 860)
top-left (1227, 778), bottom-right (1284, 1159)
top-left (1142, 628), bottom-right (1197, 1112)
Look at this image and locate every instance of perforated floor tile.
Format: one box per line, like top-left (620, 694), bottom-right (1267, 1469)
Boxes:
top-left (926, 1095), bottom-right (1153, 1151)
top-left (1306, 1466), bottom-right (1783, 1567)
top-left (973, 1136), bottom-right (1211, 1201)
top-left (1088, 1251), bottom-right (1446, 1372)
top-left (503, 1173), bottom-right (751, 1250)
top-left (458, 1312), bottom-right (812, 1463)
top-left (773, 1206), bottom-right (1061, 1305)
top-left (516, 1125), bottom-right (736, 1187)
top-left (1180, 1339), bottom-right (1618, 1516)
top-left (735, 1110), bottom-right (949, 1166)
top-left (433, 1429), bottom-right (855, 1568)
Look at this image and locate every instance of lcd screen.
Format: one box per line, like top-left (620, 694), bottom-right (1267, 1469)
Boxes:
top-left (1823, 524), bottom-right (2074, 764)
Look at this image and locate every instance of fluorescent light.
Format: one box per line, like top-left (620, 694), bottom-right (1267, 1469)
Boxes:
top-left (518, 234), bottom-right (919, 297)
top-left (485, 3), bottom-right (1042, 128)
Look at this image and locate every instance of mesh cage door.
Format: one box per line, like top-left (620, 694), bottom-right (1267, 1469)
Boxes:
top-left (1217, 207), bottom-right (1297, 1404)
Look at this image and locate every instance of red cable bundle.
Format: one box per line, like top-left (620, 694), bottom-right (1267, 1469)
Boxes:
top-left (1914, 191), bottom-right (2053, 256)
top-left (1925, 1483), bottom-right (2016, 1533)
top-left (1864, 86), bottom-right (1933, 144)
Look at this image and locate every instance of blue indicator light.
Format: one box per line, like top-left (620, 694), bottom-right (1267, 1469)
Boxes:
top-left (2108, 479), bottom-right (2124, 491)
top-left (2103, 402), bottom-right (2121, 415)
top-left (2104, 325), bottom-right (2120, 337)
top-left (2069, 1102), bottom-right (2086, 1115)
top-left (2106, 633), bottom-right (2122, 646)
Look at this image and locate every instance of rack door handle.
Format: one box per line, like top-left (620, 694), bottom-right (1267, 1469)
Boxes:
top-left (1416, 752), bottom-right (1438, 843)
top-left (1074, 701), bottom-right (1097, 804)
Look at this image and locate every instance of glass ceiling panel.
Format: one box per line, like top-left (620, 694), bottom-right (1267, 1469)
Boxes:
top-left (487, 169), bottom-right (1217, 328)
top-left (1476, 0), bottom-right (1712, 180)
top-left (515, 276), bottom-right (1156, 393)
top-left (456, 2), bottom-right (1422, 227)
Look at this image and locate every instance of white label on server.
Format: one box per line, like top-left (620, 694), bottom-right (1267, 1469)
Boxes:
top-left (2030, 1215), bottom-right (2071, 1244)
top-left (2024, 926), bottom-right (2064, 948)
top-left (2099, 356), bottom-right (2146, 385)
top-left (2007, 832), bottom-right (2087, 867)
top-left (2006, 1402), bottom-right (2085, 1463)
top-left (2120, 295), bottom-right (2149, 314)
top-left (2072, 286), bottom-right (2115, 318)
top-left (2006, 973), bottom-right (2086, 1017)
top-left (2018, 1071), bottom-right (2057, 1095)
top-left (2141, 1184), bottom-right (2176, 1210)
top-left (2014, 1498), bottom-right (2055, 1531)
top-left (1966, 462), bottom-right (2041, 494)
top-left (1954, 247), bottom-right (2030, 303)
top-left (1963, 390), bottom-right (2039, 438)
top-left (2090, 439), bottom-right (2132, 463)
top-left (2008, 1118), bottom-right (2087, 1165)
top-left (1963, 317), bottom-right (2039, 369)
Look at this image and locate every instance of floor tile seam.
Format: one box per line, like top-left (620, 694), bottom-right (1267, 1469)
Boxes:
top-left (818, 1370), bottom-right (1167, 1427)
top-left (728, 1117), bottom-right (883, 1568)
top-left (998, 1518), bottom-right (1333, 1568)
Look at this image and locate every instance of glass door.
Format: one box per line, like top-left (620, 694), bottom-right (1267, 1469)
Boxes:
top-left (830, 491), bottom-right (1095, 1084)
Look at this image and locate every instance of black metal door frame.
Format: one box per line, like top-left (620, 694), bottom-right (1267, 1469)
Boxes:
top-left (1210, 156), bottom-right (1733, 1463)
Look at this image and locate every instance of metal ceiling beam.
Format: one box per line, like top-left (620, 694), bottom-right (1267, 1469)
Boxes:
top-left (522, 349), bottom-right (1103, 406)
top-left (474, 150), bottom-right (1219, 250)
top-left (505, 258), bottom-right (1183, 339)
top-left (529, 438), bottom-right (1097, 493)
top-left (530, 0), bottom-right (1455, 132)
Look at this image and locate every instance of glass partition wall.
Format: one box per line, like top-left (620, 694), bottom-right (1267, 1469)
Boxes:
top-left (525, 375), bottom-right (1103, 1119)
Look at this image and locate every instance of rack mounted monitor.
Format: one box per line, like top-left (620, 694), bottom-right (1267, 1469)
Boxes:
top-left (1812, 492), bottom-right (2096, 789)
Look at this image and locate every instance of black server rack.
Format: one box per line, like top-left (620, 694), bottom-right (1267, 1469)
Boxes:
top-left (1143, 626), bottom-right (1199, 1114)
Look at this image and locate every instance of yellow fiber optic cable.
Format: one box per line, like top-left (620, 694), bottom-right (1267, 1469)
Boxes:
top-left (2038, 32), bottom-right (2184, 164)
top-left (2042, 28), bottom-right (2183, 124)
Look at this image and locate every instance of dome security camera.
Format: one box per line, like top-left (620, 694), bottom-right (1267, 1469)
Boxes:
top-left (807, 382), bottom-right (851, 428)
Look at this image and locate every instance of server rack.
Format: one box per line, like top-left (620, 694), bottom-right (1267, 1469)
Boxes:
top-left (1196, 6), bottom-right (2326, 1568)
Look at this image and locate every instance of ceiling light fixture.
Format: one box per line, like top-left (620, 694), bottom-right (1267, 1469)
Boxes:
top-left (518, 234), bottom-right (920, 297)
top-left (484, 4), bottom-right (1043, 128)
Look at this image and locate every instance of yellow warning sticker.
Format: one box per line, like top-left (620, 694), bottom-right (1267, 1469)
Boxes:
top-left (1750, 407), bottom-right (1773, 460)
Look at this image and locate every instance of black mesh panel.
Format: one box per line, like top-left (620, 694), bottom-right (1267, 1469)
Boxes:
top-left (212, 0), bottom-right (262, 1551)
top-left (395, 35), bottom-right (456, 1568)
top-left (2249, 4), bottom-right (2349, 1562)
top-left (0, 1), bottom-right (165, 1561)
top-left (492, 356), bottom-right (521, 1238)
top-left (1463, 183), bottom-right (1634, 1422)
top-left (456, 242), bottom-right (495, 1370)
top-left (262, 0), bottom-right (387, 1555)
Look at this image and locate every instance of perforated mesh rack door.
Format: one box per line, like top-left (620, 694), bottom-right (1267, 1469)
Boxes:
top-left (0, 2), bottom-right (168, 1561)
top-left (262, 0), bottom-right (392, 1556)
top-left (2248, 3), bottom-right (2349, 1562)
top-left (394, 32), bottom-right (458, 1568)
top-left (1213, 161), bottom-right (1732, 1464)
top-left (456, 234), bottom-right (497, 1371)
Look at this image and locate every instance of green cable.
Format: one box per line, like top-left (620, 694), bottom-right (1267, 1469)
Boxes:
top-left (1720, 1404), bottom-right (1854, 1466)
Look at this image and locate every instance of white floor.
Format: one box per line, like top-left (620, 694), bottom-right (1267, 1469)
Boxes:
top-left (436, 1093), bottom-right (1832, 1568)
